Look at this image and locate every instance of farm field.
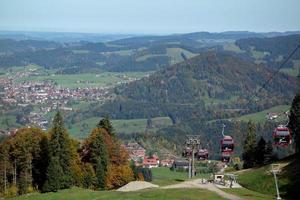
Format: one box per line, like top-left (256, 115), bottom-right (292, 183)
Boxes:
top-left (235, 105), bottom-right (290, 123)
top-left (17, 72), bottom-right (150, 89)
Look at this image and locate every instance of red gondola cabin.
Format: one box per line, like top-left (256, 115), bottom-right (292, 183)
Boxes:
top-left (273, 126), bottom-right (291, 146)
top-left (221, 135), bottom-right (234, 153)
top-left (221, 152), bottom-right (231, 163)
top-left (197, 149), bottom-right (208, 160)
top-left (182, 147), bottom-right (193, 157)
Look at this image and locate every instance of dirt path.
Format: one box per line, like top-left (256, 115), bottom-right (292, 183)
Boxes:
top-left (162, 179), bottom-right (243, 200)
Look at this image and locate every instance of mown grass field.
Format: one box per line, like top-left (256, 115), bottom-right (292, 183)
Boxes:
top-left (9, 187), bottom-right (227, 200)
top-left (151, 166), bottom-right (211, 186)
top-left (151, 167), bottom-right (188, 186)
top-left (235, 104), bottom-right (290, 123)
top-left (222, 188), bottom-right (274, 200)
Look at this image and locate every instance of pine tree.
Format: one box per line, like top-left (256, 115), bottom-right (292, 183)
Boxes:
top-left (98, 116), bottom-right (114, 136)
top-left (289, 92), bottom-right (300, 153)
top-left (42, 156), bottom-right (63, 192)
top-left (43, 111), bottom-right (73, 192)
top-left (255, 136), bottom-right (266, 166)
top-left (88, 128), bottom-right (109, 189)
top-left (264, 140), bottom-right (274, 165)
top-left (242, 121), bottom-right (257, 168)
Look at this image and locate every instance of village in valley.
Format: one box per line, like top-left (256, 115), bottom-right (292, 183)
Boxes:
top-left (0, 66), bottom-right (144, 133)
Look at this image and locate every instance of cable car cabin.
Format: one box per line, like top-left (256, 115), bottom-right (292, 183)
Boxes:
top-left (197, 149), bottom-right (208, 160)
top-left (182, 147), bottom-right (193, 157)
top-left (273, 126), bottom-right (291, 146)
top-left (221, 152), bottom-right (231, 163)
top-left (221, 136), bottom-right (234, 153)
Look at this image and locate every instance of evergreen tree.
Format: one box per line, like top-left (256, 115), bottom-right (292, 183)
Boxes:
top-left (264, 140), bottom-right (275, 165)
top-left (43, 111), bottom-right (73, 192)
top-left (88, 128), bottom-right (109, 189)
top-left (254, 137), bottom-right (266, 166)
top-left (289, 92), bottom-right (300, 153)
top-left (98, 116), bottom-right (114, 136)
top-left (82, 163), bottom-right (96, 189)
top-left (42, 156), bottom-right (63, 192)
top-left (242, 121), bottom-right (257, 168)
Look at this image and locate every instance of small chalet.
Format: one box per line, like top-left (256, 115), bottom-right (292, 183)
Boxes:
top-left (160, 159), bottom-right (174, 167)
top-left (143, 155), bottom-right (159, 168)
top-left (172, 160), bottom-right (189, 170)
top-left (267, 112), bottom-right (278, 120)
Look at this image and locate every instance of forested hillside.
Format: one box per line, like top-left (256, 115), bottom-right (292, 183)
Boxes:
top-left (75, 51), bottom-right (299, 121)
top-left (235, 34), bottom-right (300, 72)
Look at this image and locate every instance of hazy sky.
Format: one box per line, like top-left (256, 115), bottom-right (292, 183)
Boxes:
top-left (0, 0), bottom-right (299, 34)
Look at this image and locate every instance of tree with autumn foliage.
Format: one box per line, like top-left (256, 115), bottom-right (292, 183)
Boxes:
top-left (82, 117), bottom-right (133, 190)
top-left (0, 127), bottom-right (48, 196)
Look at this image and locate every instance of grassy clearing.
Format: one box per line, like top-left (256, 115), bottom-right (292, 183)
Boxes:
top-left (135, 54), bottom-right (166, 62)
top-left (71, 50), bottom-right (90, 54)
top-left (222, 188), bottom-right (274, 200)
top-left (280, 59), bottom-right (300, 77)
top-left (235, 105), bottom-right (290, 123)
top-left (223, 43), bottom-right (245, 53)
top-left (0, 115), bottom-right (21, 130)
top-left (9, 187), bottom-right (227, 200)
top-left (68, 117), bottom-right (173, 139)
top-left (166, 47), bottom-right (198, 64)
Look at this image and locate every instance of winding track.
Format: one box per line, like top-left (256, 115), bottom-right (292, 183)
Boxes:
top-left (162, 179), bottom-right (243, 200)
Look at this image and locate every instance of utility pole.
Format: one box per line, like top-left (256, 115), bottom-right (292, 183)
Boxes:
top-left (185, 135), bottom-right (201, 178)
top-left (271, 164), bottom-right (281, 200)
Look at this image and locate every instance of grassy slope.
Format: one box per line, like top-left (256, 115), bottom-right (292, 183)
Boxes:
top-left (166, 47), bottom-right (198, 64)
top-left (235, 105), bottom-right (290, 123)
top-left (233, 158), bottom-right (296, 198)
top-left (223, 43), bottom-right (245, 53)
top-left (9, 187), bottom-right (227, 200)
top-left (68, 117), bottom-right (172, 138)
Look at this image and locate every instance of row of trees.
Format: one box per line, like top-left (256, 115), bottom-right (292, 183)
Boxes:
top-left (0, 112), bottom-right (134, 197)
top-left (242, 121), bottom-right (275, 169)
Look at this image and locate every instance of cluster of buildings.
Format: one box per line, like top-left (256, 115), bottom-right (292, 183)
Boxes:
top-left (2, 80), bottom-right (114, 105)
top-left (0, 70), bottom-right (115, 130)
top-left (124, 142), bottom-right (174, 168)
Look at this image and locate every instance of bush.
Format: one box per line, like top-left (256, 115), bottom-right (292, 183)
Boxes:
top-left (7, 185), bottom-right (18, 197)
top-left (137, 168), bottom-right (152, 182)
